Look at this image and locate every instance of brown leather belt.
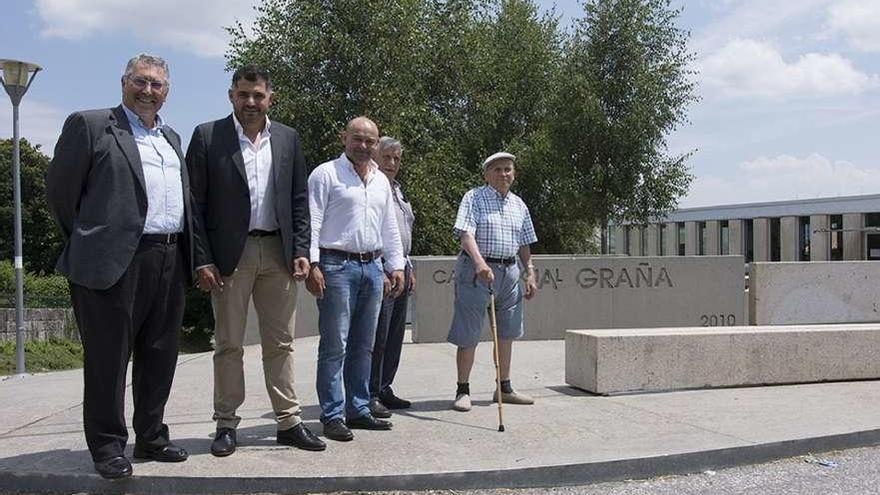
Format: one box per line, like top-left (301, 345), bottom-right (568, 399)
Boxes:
top-left (320, 248), bottom-right (382, 263)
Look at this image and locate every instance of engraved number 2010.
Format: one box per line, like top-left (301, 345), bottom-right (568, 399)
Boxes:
top-left (700, 314), bottom-right (736, 326)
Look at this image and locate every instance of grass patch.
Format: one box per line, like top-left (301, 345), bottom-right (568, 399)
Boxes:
top-left (0, 339), bottom-right (83, 375)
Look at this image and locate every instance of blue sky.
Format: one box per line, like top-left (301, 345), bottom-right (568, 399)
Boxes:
top-left (1, 0), bottom-right (878, 208)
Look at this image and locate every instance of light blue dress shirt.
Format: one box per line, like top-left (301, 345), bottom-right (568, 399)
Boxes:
top-left (122, 105), bottom-right (184, 234)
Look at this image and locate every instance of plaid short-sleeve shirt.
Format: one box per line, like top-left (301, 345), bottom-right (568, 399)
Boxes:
top-left (453, 185), bottom-right (537, 258)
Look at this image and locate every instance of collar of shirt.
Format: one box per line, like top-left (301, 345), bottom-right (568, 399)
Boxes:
top-left (340, 153), bottom-right (378, 183)
top-left (232, 113), bottom-right (271, 147)
top-left (486, 184), bottom-right (510, 201)
top-left (121, 104), bottom-right (164, 132)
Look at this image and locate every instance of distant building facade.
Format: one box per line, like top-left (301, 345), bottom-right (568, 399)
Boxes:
top-left (611, 193), bottom-right (880, 262)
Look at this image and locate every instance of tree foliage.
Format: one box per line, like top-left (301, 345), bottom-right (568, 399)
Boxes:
top-left (550, 0), bottom-right (697, 251)
top-left (0, 139), bottom-right (63, 274)
top-left (226, 0), bottom-right (697, 255)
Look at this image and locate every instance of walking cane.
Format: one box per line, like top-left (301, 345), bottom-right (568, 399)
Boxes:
top-left (488, 283), bottom-right (505, 432)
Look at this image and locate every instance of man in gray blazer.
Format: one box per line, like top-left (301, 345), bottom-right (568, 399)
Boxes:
top-left (46, 53), bottom-right (195, 479)
top-left (186, 65), bottom-right (323, 455)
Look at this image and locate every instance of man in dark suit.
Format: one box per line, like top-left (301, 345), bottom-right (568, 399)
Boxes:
top-left (186, 65), bottom-right (323, 455)
top-left (46, 53), bottom-right (194, 479)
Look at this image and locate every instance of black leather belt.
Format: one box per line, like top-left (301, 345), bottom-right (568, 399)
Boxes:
top-left (320, 248), bottom-right (382, 263)
top-left (485, 256), bottom-right (516, 265)
top-left (141, 233), bottom-right (179, 244)
top-left (462, 251), bottom-right (516, 265)
top-left (248, 229), bottom-right (279, 237)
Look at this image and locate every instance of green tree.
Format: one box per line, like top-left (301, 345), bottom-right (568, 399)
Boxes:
top-left (550, 0), bottom-right (697, 253)
top-left (0, 139), bottom-right (63, 274)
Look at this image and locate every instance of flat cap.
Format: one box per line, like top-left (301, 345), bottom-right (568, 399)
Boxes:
top-left (482, 151), bottom-right (516, 171)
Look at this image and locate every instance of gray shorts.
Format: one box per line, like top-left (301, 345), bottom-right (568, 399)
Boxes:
top-left (447, 254), bottom-right (524, 348)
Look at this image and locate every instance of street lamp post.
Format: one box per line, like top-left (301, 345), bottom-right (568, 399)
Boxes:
top-left (1, 59), bottom-right (42, 376)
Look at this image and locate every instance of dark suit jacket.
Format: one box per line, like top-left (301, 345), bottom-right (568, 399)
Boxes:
top-left (185, 115), bottom-right (310, 276)
top-left (46, 105), bottom-right (196, 290)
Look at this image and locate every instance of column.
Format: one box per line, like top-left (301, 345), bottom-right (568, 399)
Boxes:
top-left (684, 221), bottom-right (698, 255)
top-left (646, 224), bottom-right (660, 256)
top-left (780, 216), bottom-right (799, 261)
top-left (665, 222), bottom-right (678, 256)
top-left (728, 219), bottom-right (744, 256)
top-left (753, 217), bottom-right (770, 262)
top-left (810, 214), bottom-right (829, 261)
top-left (630, 226), bottom-right (643, 256)
top-left (843, 213), bottom-right (864, 260)
top-left (615, 226), bottom-right (627, 255)
top-left (705, 220), bottom-right (721, 255)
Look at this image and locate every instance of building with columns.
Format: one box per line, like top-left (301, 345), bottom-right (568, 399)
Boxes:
top-left (611, 193), bottom-right (880, 262)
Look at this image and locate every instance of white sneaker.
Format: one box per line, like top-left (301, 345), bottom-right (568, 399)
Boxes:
top-left (452, 393), bottom-right (472, 411)
top-left (494, 390), bottom-right (534, 405)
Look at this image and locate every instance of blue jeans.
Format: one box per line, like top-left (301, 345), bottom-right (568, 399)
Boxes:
top-left (315, 254), bottom-right (384, 422)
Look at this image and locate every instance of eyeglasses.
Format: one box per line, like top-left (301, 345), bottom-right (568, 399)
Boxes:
top-left (127, 76), bottom-right (168, 91)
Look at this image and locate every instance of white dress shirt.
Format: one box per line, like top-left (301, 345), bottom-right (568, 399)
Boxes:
top-left (233, 114), bottom-right (278, 231)
top-left (122, 105), bottom-right (184, 234)
top-left (308, 153), bottom-right (404, 271)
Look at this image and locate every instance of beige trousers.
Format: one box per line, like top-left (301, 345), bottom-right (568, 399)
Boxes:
top-left (212, 235), bottom-right (302, 431)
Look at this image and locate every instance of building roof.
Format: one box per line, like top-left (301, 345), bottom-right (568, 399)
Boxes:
top-left (653, 193), bottom-right (880, 223)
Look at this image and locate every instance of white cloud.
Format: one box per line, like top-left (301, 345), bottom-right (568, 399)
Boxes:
top-left (691, 0), bottom-right (832, 54)
top-left (827, 0), bottom-right (880, 52)
top-left (681, 153), bottom-right (880, 207)
top-left (35, 0), bottom-right (258, 58)
top-left (0, 99), bottom-right (65, 155)
top-left (699, 38), bottom-right (878, 99)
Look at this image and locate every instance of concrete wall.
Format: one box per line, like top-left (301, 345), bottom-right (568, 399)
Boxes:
top-left (843, 213), bottom-right (864, 260)
top-left (810, 215), bottom-right (830, 261)
top-left (780, 216), bottom-right (799, 261)
top-left (749, 261), bottom-right (880, 325)
top-left (412, 255), bottom-right (745, 343)
top-left (565, 324), bottom-right (880, 395)
top-left (0, 308), bottom-right (77, 342)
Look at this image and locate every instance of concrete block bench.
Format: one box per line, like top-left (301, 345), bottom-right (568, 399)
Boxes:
top-left (565, 324), bottom-right (880, 395)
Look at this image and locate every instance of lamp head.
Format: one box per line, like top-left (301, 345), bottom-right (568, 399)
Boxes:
top-left (0, 59), bottom-right (42, 105)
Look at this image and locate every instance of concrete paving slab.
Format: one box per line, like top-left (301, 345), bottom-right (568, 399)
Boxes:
top-left (1, 338), bottom-right (880, 494)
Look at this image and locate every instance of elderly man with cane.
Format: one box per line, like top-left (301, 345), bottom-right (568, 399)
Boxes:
top-left (447, 152), bottom-right (538, 414)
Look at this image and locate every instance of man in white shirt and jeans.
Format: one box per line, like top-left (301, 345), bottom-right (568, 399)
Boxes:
top-left (306, 116), bottom-right (405, 442)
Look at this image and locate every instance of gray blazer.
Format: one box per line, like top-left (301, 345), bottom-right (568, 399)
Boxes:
top-left (46, 105), bottom-right (196, 290)
top-left (185, 115), bottom-right (310, 276)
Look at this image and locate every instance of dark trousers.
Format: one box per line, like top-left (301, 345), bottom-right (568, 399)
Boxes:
top-left (370, 264), bottom-right (410, 398)
top-left (70, 239), bottom-right (185, 461)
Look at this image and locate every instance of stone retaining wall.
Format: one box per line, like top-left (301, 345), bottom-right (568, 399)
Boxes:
top-left (0, 308), bottom-right (78, 342)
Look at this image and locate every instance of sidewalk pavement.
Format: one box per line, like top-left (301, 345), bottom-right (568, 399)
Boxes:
top-left (1, 336), bottom-right (879, 494)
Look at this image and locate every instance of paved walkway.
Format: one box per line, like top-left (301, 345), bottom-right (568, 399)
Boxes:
top-left (2, 337), bottom-right (879, 494)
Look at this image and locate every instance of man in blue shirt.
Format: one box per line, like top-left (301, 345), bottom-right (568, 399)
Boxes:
top-left (447, 152), bottom-right (538, 412)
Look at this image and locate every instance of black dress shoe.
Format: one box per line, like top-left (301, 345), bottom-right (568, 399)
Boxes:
top-left (323, 418), bottom-right (354, 442)
top-left (132, 442), bottom-right (189, 462)
top-left (211, 427), bottom-right (237, 457)
top-left (346, 414), bottom-right (392, 430)
top-left (368, 397), bottom-right (392, 418)
top-left (94, 456), bottom-right (132, 479)
top-left (277, 423), bottom-right (326, 451)
top-left (379, 390), bottom-right (412, 409)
